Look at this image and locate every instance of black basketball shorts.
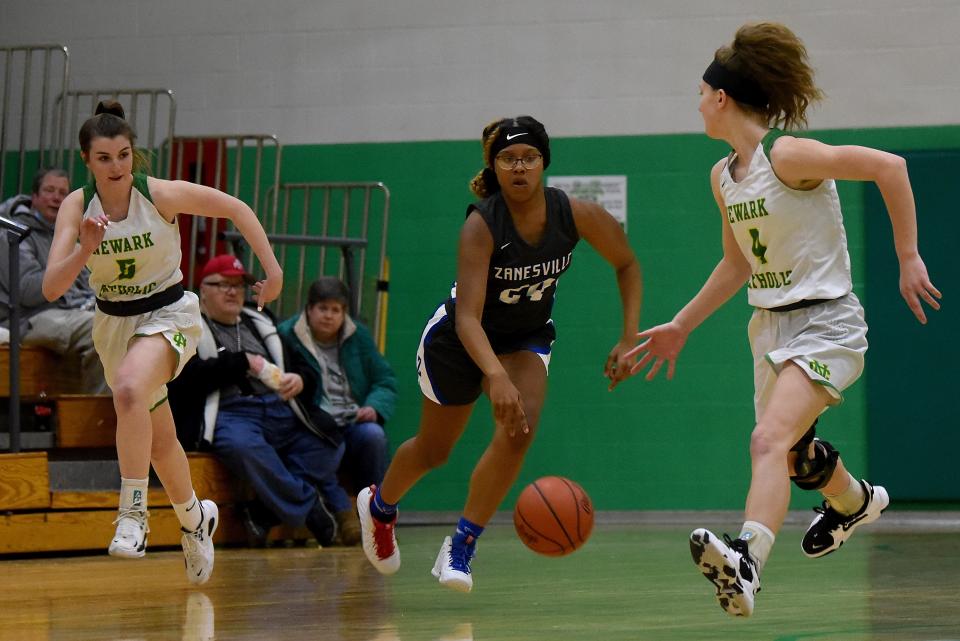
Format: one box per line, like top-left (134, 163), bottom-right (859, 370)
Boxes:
top-left (415, 304), bottom-right (555, 405)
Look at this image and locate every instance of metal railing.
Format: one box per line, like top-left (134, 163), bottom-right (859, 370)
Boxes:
top-left (57, 88), bottom-right (176, 182)
top-left (223, 230), bottom-right (367, 317)
top-left (2, 213), bottom-right (31, 452)
top-left (171, 134), bottom-right (281, 287)
top-left (0, 44), bottom-right (69, 197)
top-left (258, 182), bottom-right (390, 340)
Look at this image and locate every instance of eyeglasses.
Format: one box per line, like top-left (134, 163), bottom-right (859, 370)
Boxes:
top-left (202, 281), bottom-right (245, 293)
top-left (495, 153), bottom-right (542, 171)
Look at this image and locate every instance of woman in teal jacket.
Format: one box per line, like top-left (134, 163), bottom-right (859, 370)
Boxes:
top-left (278, 277), bottom-right (397, 545)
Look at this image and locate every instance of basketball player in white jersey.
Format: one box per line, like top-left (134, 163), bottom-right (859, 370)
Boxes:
top-left (43, 101), bottom-right (283, 585)
top-left (627, 23), bottom-right (941, 617)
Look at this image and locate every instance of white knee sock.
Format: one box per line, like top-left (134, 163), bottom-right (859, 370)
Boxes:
top-left (824, 473), bottom-right (866, 515)
top-left (119, 477), bottom-right (149, 512)
top-left (738, 520), bottom-right (775, 571)
top-left (173, 491), bottom-right (203, 532)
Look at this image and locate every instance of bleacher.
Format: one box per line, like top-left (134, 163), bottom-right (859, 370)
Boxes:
top-left (0, 345), bottom-right (321, 554)
top-left (0, 43), bottom-right (390, 555)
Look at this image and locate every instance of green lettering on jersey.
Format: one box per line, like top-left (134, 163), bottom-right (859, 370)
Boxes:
top-left (756, 198), bottom-right (768, 217)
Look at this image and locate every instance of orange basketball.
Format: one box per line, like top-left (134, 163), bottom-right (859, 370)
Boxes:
top-left (513, 476), bottom-right (594, 556)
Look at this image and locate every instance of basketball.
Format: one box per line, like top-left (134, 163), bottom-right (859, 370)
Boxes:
top-left (513, 476), bottom-right (594, 556)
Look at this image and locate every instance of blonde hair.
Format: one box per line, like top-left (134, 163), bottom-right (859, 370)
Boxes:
top-left (715, 22), bottom-right (824, 130)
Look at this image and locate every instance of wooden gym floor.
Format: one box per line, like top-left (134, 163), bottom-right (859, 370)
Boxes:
top-left (2, 522), bottom-right (958, 641)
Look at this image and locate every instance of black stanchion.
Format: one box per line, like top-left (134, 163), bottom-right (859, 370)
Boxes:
top-left (2, 214), bottom-right (32, 453)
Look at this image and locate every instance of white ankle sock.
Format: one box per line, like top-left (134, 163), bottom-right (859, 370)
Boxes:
top-left (824, 473), bottom-right (866, 515)
top-left (738, 520), bottom-right (775, 570)
top-left (173, 492), bottom-right (203, 532)
top-left (119, 477), bottom-right (149, 512)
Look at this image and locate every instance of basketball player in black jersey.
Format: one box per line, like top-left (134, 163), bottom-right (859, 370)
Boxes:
top-left (356, 116), bottom-right (642, 592)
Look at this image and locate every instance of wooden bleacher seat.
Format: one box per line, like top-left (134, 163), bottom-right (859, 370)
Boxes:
top-left (54, 394), bottom-right (115, 448)
top-left (0, 345), bottom-right (57, 397)
top-left (1, 345), bottom-right (313, 554)
top-left (0, 451), bottom-right (50, 510)
top-left (0, 450), bottom-right (309, 554)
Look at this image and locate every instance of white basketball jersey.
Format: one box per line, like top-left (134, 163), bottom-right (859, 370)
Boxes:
top-left (84, 174), bottom-right (184, 301)
top-left (719, 130), bottom-right (853, 309)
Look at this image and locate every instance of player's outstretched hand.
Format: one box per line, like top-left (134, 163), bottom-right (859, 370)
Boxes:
top-left (899, 254), bottom-right (941, 324)
top-left (625, 321), bottom-right (689, 381)
top-left (605, 337), bottom-right (638, 391)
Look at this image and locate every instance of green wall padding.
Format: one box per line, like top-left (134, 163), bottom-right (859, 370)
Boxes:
top-left (865, 149), bottom-right (959, 501)
top-left (8, 124), bottom-right (958, 510)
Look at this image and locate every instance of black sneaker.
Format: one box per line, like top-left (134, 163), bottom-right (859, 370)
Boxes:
top-left (689, 528), bottom-right (761, 618)
top-left (802, 480), bottom-right (889, 558)
top-left (306, 498), bottom-right (337, 547)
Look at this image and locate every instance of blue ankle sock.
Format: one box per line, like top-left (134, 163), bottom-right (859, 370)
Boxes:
top-left (371, 487), bottom-right (398, 522)
top-left (453, 516), bottom-right (484, 547)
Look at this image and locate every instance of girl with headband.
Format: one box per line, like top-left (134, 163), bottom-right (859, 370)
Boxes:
top-left (357, 115), bottom-right (642, 593)
top-left (627, 22), bottom-right (941, 617)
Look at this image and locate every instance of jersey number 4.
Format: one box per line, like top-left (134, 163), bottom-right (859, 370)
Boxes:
top-left (748, 228), bottom-right (768, 265)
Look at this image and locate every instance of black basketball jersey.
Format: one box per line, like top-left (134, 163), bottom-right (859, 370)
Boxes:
top-left (444, 187), bottom-right (580, 336)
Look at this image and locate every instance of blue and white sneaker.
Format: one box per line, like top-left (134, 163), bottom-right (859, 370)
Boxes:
top-left (431, 535), bottom-right (476, 593)
top-left (802, 480), bottom-right (889, 558)
top-left (689, 528), bottom-right (761, 618)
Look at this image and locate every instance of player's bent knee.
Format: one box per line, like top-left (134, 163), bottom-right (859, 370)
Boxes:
top-left (748, 427), bottom-right (786, 460)
top-left (110, 380), bottom-right (142, 413)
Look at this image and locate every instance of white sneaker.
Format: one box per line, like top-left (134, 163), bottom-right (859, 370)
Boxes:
top-left (357, 486), bottom-right (400, 575)
top-left (181, 499), bottom-right (218, 585)
top-left (689, 528), bottom-right (761, 618)
top-left (431, 535), bottom-right (475, 593)
top-left (802, 480), bottom-right (889, 558)
top-left (108, 508), bottom-right (149, 558)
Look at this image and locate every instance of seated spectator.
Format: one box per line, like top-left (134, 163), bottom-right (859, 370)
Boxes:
top-left (279, 277), bottom-right (397, 546)
top-left (0, 167), bottom-right (107, 393)
top-left (168, 254), bottom-right (344, 547)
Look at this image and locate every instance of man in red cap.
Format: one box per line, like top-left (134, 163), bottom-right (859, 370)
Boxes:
top-left (196, 254), bottom-right (257, 287)
top-left (169, 254), bottom-right (345, 547)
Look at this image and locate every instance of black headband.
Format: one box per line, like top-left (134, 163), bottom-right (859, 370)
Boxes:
top-left (703, 59), bottom-right (769, 109)
top-left (488, 125), bottom-right (550, 169)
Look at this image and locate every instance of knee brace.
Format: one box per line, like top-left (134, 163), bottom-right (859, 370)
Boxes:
top-left (790, 421), bottom-right (839, 490)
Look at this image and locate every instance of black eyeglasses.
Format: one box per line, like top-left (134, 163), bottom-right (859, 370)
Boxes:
top-left (495, 153), bottom-right (542, 171)
top-left (202, 281), bottom-right (245, 293)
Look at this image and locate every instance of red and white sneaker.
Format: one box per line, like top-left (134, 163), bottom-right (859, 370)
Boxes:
top-left (357, 486), bottom-right (400, 575)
